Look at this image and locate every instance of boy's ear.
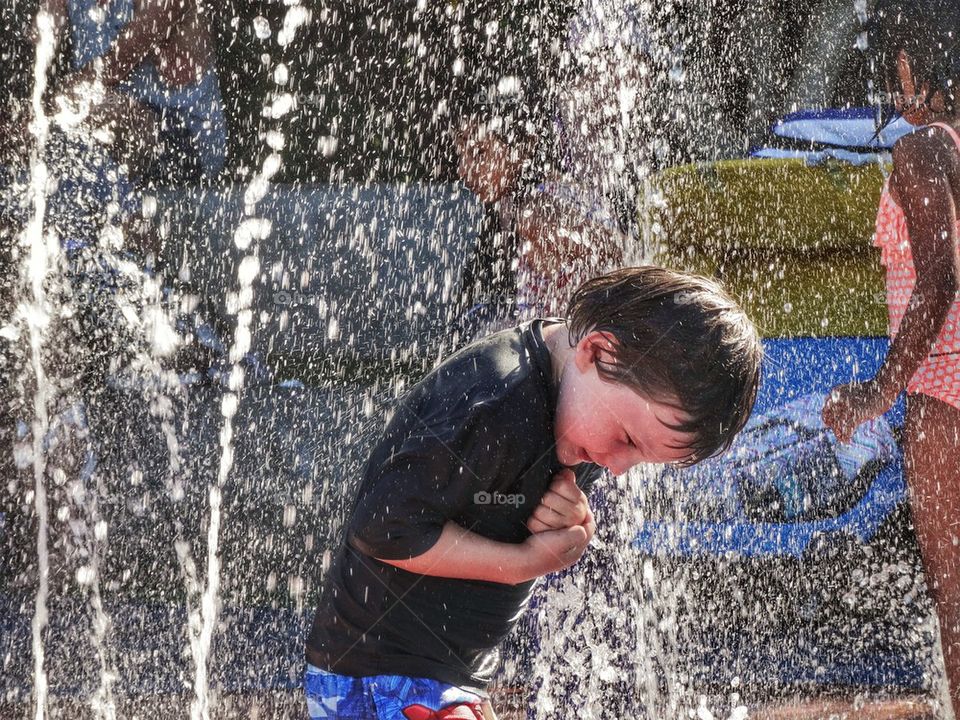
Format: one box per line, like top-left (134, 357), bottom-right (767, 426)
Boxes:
top-left (574, 330), bottom-right (619, 372)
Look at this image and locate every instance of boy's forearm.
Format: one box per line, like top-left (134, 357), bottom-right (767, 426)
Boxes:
top-left (377, 521), bottom-right (531, 586)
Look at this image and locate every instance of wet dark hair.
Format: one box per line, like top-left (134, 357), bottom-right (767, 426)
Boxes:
top-left (867, 0), bottom-right (960, 117)
top-left (566, 266), bottom-right (762, 466)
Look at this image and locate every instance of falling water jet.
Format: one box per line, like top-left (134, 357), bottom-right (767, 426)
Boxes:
top-left (14, 9), bottom-right (192, 715)
top-left (73, 443), bottom-right (117, 720)
top-left (188, 5), bottom-right (311, 719)
top-left (19, 10), bottom-right (59, 720)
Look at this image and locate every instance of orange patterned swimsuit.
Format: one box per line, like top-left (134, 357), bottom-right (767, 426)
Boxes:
top-left (874, 121), bottom-right (960, 410)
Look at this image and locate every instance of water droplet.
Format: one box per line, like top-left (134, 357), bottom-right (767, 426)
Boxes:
top-left (318, 136), bottom-right (339, 157)
top-left (497, 75), bottom-right (520, 96)
top-left (76, 566), bottom-right (95, 586)
top-left (234, 218), bottom-right (272, 250)
top-left (221, 392), bottom-right (239, 419)
top-left (141, 194), bottom-right (157, 219)
top-left (238, 256), bottom-right (261, 286)
top-left (267, 94), bottom-right (295, 119)
top-left (253, 16), bottom-right (271, 40)
top-left (261, 152), bottom-right (283, 179)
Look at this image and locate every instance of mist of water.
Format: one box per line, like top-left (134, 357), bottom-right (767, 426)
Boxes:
top-left (0, 0), bottom-right (948, 718)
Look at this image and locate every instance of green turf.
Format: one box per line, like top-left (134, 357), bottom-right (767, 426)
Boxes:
top-left (647, 158), bottom-right (891, 338)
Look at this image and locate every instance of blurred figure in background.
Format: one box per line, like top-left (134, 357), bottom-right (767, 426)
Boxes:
top-left (2, 0), bottom-right (227, 267)
top-left (49, 0), bottom-right (226, 184)
top-left (452, 116), bottom-right (529, 338)
top-left (0, 0), bottom-right (230, 438)
top-left (453, 0), bottom-right (665, 339)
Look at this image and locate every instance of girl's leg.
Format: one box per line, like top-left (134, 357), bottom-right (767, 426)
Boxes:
top-left (904, 393), bottom-right (960, 714)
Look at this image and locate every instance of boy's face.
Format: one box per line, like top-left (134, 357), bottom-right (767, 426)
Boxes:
top-left (554, 332), bottom-right (698, 475)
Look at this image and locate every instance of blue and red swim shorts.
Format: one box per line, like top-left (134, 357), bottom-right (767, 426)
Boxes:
top-left (304, 664), bottom-right (487, 720)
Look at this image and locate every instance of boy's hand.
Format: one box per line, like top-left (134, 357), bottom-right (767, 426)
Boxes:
top-left (519, 507), bottom-right (596, 579)
top-left (526, 469), bottom-right (590, 534)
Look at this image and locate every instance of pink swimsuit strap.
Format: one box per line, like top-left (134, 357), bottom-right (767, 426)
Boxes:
top-left (928, 121), bottom-right (960, 155)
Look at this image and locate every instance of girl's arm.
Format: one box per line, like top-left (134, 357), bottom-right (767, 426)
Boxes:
top-left (824, 129), bottom-right (960, 442)
top-left (877, 130), bottom-right (960, 395)
top-left (515, 191), bottom-right (625, 273)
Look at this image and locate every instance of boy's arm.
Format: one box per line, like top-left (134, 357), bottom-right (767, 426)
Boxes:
top-left (377, 517), bottom-right (595, 586)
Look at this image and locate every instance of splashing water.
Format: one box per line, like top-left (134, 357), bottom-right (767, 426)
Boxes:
top-left (523, 470), bottom-right (695, 719)
top-left (1, 0), bottom-right (953, 717)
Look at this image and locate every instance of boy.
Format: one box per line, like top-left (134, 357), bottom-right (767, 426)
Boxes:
top-left (305, 266), bottom-right (762, 719)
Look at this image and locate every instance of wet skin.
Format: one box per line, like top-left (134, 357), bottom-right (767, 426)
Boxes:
top-left (544, 322), bottom-right (697, 476)
top-left (822, 48), bottom-right (960, 714)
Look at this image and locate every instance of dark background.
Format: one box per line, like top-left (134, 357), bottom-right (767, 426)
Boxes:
top-left (1, 0), bottom-right (859, 185)
top-left (0, 0), bottom-right (574, 183)
top-left (0, 0), bottom-right (865, 183)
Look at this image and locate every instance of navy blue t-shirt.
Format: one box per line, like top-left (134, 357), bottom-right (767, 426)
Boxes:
top-left (305, 320), bottom-right (601, 689)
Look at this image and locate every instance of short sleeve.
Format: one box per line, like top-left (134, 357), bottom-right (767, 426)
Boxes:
top-left (347, 407), bottom-right (503, 561)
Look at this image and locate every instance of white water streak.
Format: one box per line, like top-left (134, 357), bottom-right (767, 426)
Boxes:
top-left (189, 5), bottom-right (309, 718)
top-left (23, 11), bottom-right (58, 720)
top-left (81, 444), bottom-right (117, 720)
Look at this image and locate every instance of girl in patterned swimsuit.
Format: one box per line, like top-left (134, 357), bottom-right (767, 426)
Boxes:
top-left (822, 0), bottom-right (960, 711)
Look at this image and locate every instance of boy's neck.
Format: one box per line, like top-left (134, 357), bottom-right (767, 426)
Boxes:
top-left (542, 320), bottom-right (573, 389)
